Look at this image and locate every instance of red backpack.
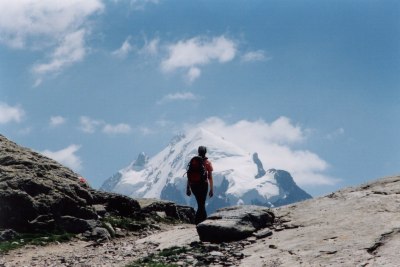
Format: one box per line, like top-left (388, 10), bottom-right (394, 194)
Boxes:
top-left (186, 156), bottom-right (207, 183)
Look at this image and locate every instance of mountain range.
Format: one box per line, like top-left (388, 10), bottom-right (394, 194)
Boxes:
top-left (100, 128), bottom-right (312, 213)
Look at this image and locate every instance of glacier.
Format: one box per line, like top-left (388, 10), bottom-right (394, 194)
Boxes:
top-left (100, 128), bottom-right (312, 213)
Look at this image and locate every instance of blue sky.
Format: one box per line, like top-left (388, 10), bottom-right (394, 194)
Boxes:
top-left (0, 0), bottom-right (399, 196)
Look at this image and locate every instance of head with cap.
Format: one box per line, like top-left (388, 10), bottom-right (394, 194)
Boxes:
top-left (198, 146), bottom-right (207, 158)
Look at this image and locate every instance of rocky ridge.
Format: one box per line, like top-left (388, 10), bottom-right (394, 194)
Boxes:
top-left (1, 134), bottom-right (399, 266)
top-left (2, 174), bottom-right (399, 266)
top-left (0, 134), bottom-right (194, 239)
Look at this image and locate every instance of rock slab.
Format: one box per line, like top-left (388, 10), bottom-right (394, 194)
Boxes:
top-left (196, 205), bottom-right (274, 243)
top-left (0, 134), bottom-right (194, 236)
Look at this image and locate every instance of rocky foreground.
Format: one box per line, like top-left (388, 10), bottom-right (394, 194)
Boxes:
top-left (1, 134), bottom-right (399, 266)
top-left (2, 175), bottom-right (399, 266)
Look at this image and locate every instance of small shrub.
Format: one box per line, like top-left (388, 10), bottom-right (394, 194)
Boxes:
top-left (0, 232), bottom-right (74, 253)
top-left (125, 246), bottom-right (189, 267)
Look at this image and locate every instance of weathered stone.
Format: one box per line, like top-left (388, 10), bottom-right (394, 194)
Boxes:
top-left (102, 222), bottom-right (116, 237)
top-left (253, 228), bottom-right (273, 239)
top-left (138, 198), bottom-right (195, 224)
top-left (90, 190), bottom-right (140, 217)
top-left (196, 205), bottom-right (275, 243)
top-left (91, 227), bottom-right (112, 241)
top-left (0, 134), bottom-right (145, 235)
top-left (0, 229), bottom-right (20, 241)
top-left (58, 216), bottom-right (97, 234)
top-left (92, 204), bottom-right (107, 217)
top-left (0, 134), bottom-right (96, 232)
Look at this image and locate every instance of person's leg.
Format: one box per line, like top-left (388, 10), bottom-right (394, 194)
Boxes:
top-left (191, 183), bottom-right (208, 224)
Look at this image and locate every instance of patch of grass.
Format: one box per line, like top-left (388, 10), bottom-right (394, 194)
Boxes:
top-left (158, 246), bottom-right (188, 257)
top-left (125, 246), bottom-right (188, 267)
top-left (126, 262), bottom-right (178, 267)
top-left (0, 232), bottom-right (74, 253)
top-left (102, 216), bottom-right (151, 231)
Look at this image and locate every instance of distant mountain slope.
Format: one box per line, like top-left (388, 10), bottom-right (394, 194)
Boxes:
top-left (101, 128), bottom-right (312, 213)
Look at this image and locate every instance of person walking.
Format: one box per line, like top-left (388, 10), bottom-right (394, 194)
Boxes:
top-left (186, 146), bottom-right (214, 224)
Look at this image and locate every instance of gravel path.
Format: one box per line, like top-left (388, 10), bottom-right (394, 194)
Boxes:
top-left (0, 224), bottom-right (195, 267)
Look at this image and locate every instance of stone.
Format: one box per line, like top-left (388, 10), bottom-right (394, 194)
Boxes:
top-left (0, 229), bottom-right (20, 241)
top-left (253, 228), bottom-right (273, 239)
top-left (0, 134), bottom-right (147, 235)
top-left (90, 190), bottom-right (140, 217)
top-left (58, 216), bottom-right (97, 234)
top-left (196, 205), bottom-right (275, 243)
top-left (137, 198), bottom-right (195, 223)
top-left (0, 134), bottom-right (96, 232)
top-left (91, 227), bottom-right (112, 241)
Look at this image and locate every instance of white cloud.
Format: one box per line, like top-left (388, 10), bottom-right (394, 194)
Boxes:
top-left (0, 103), bottom-right (25, 124)
top-left (139, 126), bottom-right (155, 136)
top-left (41, 144), bottom-right (82, 172)
top-left (326, 128), bottom-right (345, 140)
top-left (49, 116), bottom-right (66, 127)
top-left (140, 38), bottom-right (160, 56)
top-left (187, 67), bottom-right (201, 83)
top-left (0, 0), bottom-right (103, 49)
top-left (112, 37), bottom-right (133, 58)
top-left (157, 92), bottom-right (199, 104)
top-left (103, 123), bottom-right (132, 134)
top-left (79, 116), bottom-right (132, 135)
top-left (79, 116), bottom-right (103, 133)
top-left (0, 1), bottom-right (103, 82)
top-left (32, 29), bottom-right (86, 75)
top-left (241, 50), bottom-right (268, 62)
top-left (189, 117), bottom-right (338, 186)
top-left (161, 35), bottom-right (237, 82)
top-left (129, 0), bottom-right (160, 10)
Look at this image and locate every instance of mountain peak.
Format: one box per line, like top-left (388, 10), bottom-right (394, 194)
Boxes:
top-left (101, 126), bottom-right (312, 212)
top-left (132, 152), bottom-right (148, 167)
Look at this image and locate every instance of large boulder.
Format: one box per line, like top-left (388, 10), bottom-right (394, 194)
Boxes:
top-left (137, 198), bottom-right (195, 224)
top-left (90, 189), bottom-right (141, 217)
top-left (0, 134), bottom-right (142, 233)
top-left (196, 205), bottom-right (275, 243)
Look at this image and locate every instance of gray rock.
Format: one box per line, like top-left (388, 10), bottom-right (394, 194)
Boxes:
top-left (0, 229), bottom-right (20, 241)
top-left (102, 222), bottom-right (115, 237)
top-left (0, 134), bottom-right (142, 234)
top-left (0, 134), bottom-right (96, 232)
top-left (240, 175), bottom-right (400, 267)
top-left (89, 190), bottom-right (140, 217)
top-left (58, 216), bottom-right (97, 234)
top-left (138, 198), bottom-right (195, 224)
top-left (253, 228), bottom-right (273, 239)
top-left (0, 131), bottom-right (200, 257)
top-left (91, 227), bottom-right (112, 241)
top-left (196, 205), bottom-right (275, 243)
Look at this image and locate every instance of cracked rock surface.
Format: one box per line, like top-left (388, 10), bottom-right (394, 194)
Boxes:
top-left (240, 175), bottom-right (400, 266)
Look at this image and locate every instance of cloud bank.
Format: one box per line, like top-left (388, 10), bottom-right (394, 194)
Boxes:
top-left (49, 116), bottom-right (66, 127)
top-left (189, 117), bottom-right (338, 186)
top-left (0, 0), bottom-right (104, 81)
top-left (241, 50), bottom-right (268, 62)
top-left (41, 144), bottom-right (82, 172)
top-left (161, 36), bottom-right (237, 82)
top-left (157, 92), bottom-right (199, 104)
top-left (0, 103), bottom-right (25, 124)
top-left (79, 116), bottom-right (132, 135)
top-left (112, 37), bottom-right (133, 58)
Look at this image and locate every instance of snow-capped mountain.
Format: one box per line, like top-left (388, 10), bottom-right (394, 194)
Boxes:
top-left (100, 128), bottom-right (312, 213)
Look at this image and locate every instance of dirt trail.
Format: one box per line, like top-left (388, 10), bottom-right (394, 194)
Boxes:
top-left (0, 224), bottom-right (197, 267)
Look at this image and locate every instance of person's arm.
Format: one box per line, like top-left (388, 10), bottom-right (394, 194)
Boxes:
top-left (186, 180), bottom-right (191, 196)
top-left (208, 171), bottom-right (214, 197)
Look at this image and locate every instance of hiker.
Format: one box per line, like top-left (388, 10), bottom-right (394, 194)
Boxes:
top-left (186, 145), bottom-right (214, 224)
